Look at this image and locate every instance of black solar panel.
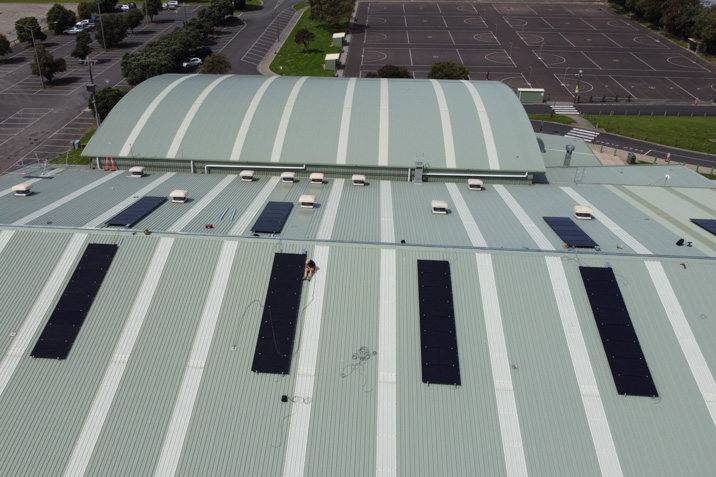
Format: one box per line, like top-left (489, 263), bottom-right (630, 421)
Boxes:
top-left (252, 201), bottom-right (293, 234)
top-left (251, 253), bottom-right (305, 374)
top-left (580, 266), bottom-right (658, 397)
top-left (691, 219), bottom-right (716, 237)
top-left (544, 217), bottom-right (598, 248)
top-left (417, 260), bottom-right (461, 386)
top-left (107, 196), bottom-right (166, 227)
top-left (31, 244), bottom-right (118, 360)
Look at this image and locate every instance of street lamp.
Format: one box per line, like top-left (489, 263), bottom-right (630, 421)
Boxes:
top-left (16, 23), bottom-right (45, 89)
top-left (528, 66), bottom-right (532, 86)
top-left (96, 0), bottom-right (107, 51)
top-left (575, 69), bottom-right (583, 94)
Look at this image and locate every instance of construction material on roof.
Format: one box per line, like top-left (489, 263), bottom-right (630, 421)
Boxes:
top-left (107, 196), bottom-right (167, 227)
top-left (170, 189), bottom-right (188, 203)
top-left (251, 253), bottom-right (305, 374)
top-left (281, 172), bottom-right (296, 183)
top-left (691, 218), bottom-right (716, 236)
top-left (30, 244), bottom-right (118, 360)
top-left (12, 183), bottom-right (33, 196)
top-left (129, 166), bottom-right (145, 178)
top-left (431, 200), bottom-right (448, 215)
top-left (468, 178), bottom-right (484, 191)
top-left (580, 266), bottom-right (658, 397)
top-left (310, 172), bottom-right (324, 184)
top-left (573, 205), bottom-right (594, 220)
top-left (417, 260), bottom-right (461, 386)
top-left (299, 195), bottom-right (315, 209)
top-left (251, 201), bottom-right (293, 234)
top-left (543, 217), bottom-right (598, 248)
top-left (240, 170), bottom-right (254, 181)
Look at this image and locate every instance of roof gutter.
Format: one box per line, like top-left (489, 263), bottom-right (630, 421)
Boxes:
top-left (204, 164), bottom-right (306, 174)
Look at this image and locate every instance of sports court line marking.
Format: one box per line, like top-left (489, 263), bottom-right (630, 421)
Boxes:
top-left (629, 52), bottom-right (655, 71)
top-left (542, 17), bottom-right (555, 29)
top-left (609, 76), bottom-right (634, 97)
top-left (456, 48), bottom-right (464, 64)
top-left (376, 248), bottom-right (396, 477)
top-left (666, 78), bottom-right (697, 100)
top-left (271, 76), bottom-right (309, 162)
top-left (448, 30), bottom-right (456, 45)
top-left (580, 52), bottom-right (602, 69)
top-left (580, 18), bottom-right (597, 30)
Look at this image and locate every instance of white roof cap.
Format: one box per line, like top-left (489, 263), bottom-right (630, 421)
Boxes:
top-left (129, 166), bottom-right (145, 173)
top-left (310, 172), bottom-right (324, 181)
top-left (12, 183), bottom-right (33, 192)
top-left (299, 194), bottom-right (316, 205)
top-left (170, 189), bottom-right (188, 198)
top-left (468, 178), bottom-right (484, 186)
top-left (432, 200), bottom-right (448, 209)
top-left (573, 205), bottom-right (594, 215)
top-left (240, 170), bottom-right (254, 177)
top-left (281, 171), bottom-right (296, 180)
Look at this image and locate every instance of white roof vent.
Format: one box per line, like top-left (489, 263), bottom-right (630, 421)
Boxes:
top-left (129, 166), bottom-right (145, 177)
top-left (468, 178), bottom-right (484, 191)
top-left (431, 200), bottom-right (448, 215)
top-left (12, 183), bottom-right (33, 196)
top-left (299, 194), bottom-right (316, 208)
top-left (170, 189), bottom-right (188, 203)
top-left (573, 205), bottom-right (594, 220)
top-left (310, 172), bottom-right (324, 184)
top-left (352, 174), bottom-right (366, 186)
top-left (281, 171), bottom-right (296, 183)
top-left (240, 170), bottom-right (254, 181)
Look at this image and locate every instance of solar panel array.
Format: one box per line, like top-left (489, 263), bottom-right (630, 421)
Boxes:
top-left (107, 196), bottom-right (166, 227)
top-left (543, 217), bottom-right (598, 248)
top-left (251, 201), bottom-right (293, 234)
top-left (691, 218), bottom-right (716, 236)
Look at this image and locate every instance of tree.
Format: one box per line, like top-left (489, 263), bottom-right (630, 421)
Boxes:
top-left (370, 64), bottom-right (412, 78)
top-left (121, 50), bottom-right (176, 85)
top-left (95, 13), bottom-right (127, 48)
top-left (701, 7), bottom-right (716, 53)
top-left (294, 27), bottom-right (315, 53)
top-left (428, 61), bottom-right (470, 80)
top-left (29, 45), bottom-right (67, 82)
top-left (309, 0), bottom-right (353, 28)
top-left (144, 0), bottom-right (161, 21)
top-left (15, 18), bottom-right (47, 46)
top-left (0, 34), bottom-right (11, 58)
top-left (98, 0), bottom-right (119, 14)
top-left (89, 86), bottom-right (127, 121)
top-left (48, 4), bottom-right (77, 34)
top-left (72, 31), bottom-right (93, 60)
top-left (233, 0), bottom-right (246, 10)
top-left (78, 1), bottom-right (97, 19)
top-left (200, 53), bottom-right (231, 73)
top-left (211, 0), bottom-right (234, 20)
top-left (124, 8), bottom-right (145, 33)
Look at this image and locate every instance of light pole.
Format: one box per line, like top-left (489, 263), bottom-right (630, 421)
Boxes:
top-left (96, 0), bottom-right (107, 51)
top-left (17, 23), bottom-right (45, 89)
top-left (528, 66), bottom-right (532, 86)
top-left (509, 41), bottom-right (513, 59)
top-left (575, 69), bottom-right (583, 94)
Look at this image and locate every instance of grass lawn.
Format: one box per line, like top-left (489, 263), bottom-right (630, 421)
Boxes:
top-left (51, 128), bottom-right (96, 165)
top-left (528, 114), bottom-right (576, 126)
top-left (269, 7), bottom-right (345, 76)
top-left (584, 114), bottom-right (716, 154)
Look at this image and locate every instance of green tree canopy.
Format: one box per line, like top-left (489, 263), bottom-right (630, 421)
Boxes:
top-left (124, 8), bottom-right (145, 33)
top-left (366, 64), bottom-right (412, 78)
top-left (97, 0), bottom-right (118, 14)
top-left (0, 34), bottom-right (11, 57)
top-left (30, 44), bottom-right (67, 81)
top-left (309, 0), bottom-right (353, 28)
top-left (78, 1), bottom-right (97, 19)
top-left (89, 86), bottom-right (127, 122)
top-left (95, 13), bottom-right (128, 48)
top-left (427, 61), bottom-right (470, 80)
top-left (294, 27), bottom-right (315, 53)
top-left (47, 4), bottom-right (77, 34)
top-left (200, 52), bottom-right (231, 73)
top-left (71, 31), bottom-right (93, 59)
top-left (211, 0), bottom-right (234, 20)
top-left (121, 49), bottom-right (176, 85)
top-left (144, 0), bottom-right (161, 21)
top-left (15, 18), bottom-right (47, 45)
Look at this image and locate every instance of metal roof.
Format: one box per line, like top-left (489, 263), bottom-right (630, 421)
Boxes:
top-left (83, 75), bottom-right (545, 174)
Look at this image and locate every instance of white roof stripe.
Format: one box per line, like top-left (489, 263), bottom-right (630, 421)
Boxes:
top-left (494, 184), bottom-right (554, 250)
top-left (167, 76), bottom-right (230, 158)
top-left (336, 78), bottom-right (356, 165)
top-left (167, 175), bottom-right (236, 232)
top-left (463, 81), bottom-right (500, 170)
top-left (230, 76), bottom-right (278, 161)
top-left (380, 181), bottom-right (395, 243)
top-left (379, 79), bottom-right (389, 167)
top-left (446, 182), bottom-right (487, 247)
top-left (271, 76), bottom-right (309, 162)
top-left (430, 80), bottom-right (456, 169)
top-left (230, 176), bottom-right (280, 235)
top-left (316, 179), bottom-right (344, 240)
top-left (120, 75), bottom-right (194, 157)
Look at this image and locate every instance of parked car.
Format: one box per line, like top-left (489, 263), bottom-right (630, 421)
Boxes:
top-left (189, 47), bottom-right (212, 60)
top-left (63, 27), bottom-right (83, 35)
top-left (167, 1), bottom-right (180, 8)
top-left (182, 58), bottom-right (202, 68)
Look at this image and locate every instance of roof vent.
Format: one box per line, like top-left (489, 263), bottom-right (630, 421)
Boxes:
top-left (299, 194), bottom-right (316, 208)
top-left (12, 183), bottom-right (33, 196)
top-left (352, 174), bottom-right (366, 186)
top-left (468, 178), bottom-right (484, 191)
top-left (310, 172), bottom-right (324, 184)
top-left (170, 189), bottom-right (188, 203)
top-left (573, 205), bottom-right (594, 220)
top-left (431, 200), bottom-right (448, 215)
top-left (281, 171), bottom-right (296, 183)
top-left (240, 170), bottom-right (254, 182)
top-left (129, 166), bottom-right (145, 178)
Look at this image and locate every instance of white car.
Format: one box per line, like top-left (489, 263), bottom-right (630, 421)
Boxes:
top-left (182, 58), bottom-right (202, 68)
top-left (168, 0), bottom-right (180, 6)
top-left (63, 27), bottom-right (83, 35)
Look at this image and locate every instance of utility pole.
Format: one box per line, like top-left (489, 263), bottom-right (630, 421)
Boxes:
top-left (18, 24), bottom-right (45, 89)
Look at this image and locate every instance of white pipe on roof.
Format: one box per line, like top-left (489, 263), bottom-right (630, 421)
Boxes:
top-left (203, 164), bottom-right (306, 174)
top-left (423, 171), bottom-right (529, 178)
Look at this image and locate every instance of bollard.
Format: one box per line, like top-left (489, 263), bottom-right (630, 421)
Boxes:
top-left (711, 166), bottom-right (715, 175)
top-left (614, 148), bottom-right (617, 156)
top-left (600, 145), bottom-right (603, 153)
top-left (696, 165), bottom-right (700, 173)
top-left (654, 157), bottom-right (658, 163)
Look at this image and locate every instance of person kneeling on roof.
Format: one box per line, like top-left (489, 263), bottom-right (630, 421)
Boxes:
top-left (303, 259), bottom-right (317, 281)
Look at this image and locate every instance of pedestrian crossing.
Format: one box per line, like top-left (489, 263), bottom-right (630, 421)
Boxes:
top-left (565, 128), bottom-right (600, 143)
top-left (552, 105), bottom-right (580, 115)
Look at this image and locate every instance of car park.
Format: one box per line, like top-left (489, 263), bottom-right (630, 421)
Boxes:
top-left (189, 47), bottom-right (212, 59)
top-left (63, 27), bottom-right (83, 35)
top-left (182, 58), bottom-right (202, 68)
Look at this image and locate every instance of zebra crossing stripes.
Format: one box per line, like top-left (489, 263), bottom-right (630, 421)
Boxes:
top-left (552, 105), bottom-right (580, 115)
top-left (565, 128), bottom-right (600, 143)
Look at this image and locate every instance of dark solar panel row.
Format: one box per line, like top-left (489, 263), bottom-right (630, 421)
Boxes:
top-left (580, 266), bottom-right (658, 397)
top-left (544, 217), bottom-right (598, 248)
top-left (251, 253), bottom-right (306, 374)
top-left (107, 196), bottom-right (166, 227)
top-left (417, 260), bottom-right (461, 386)
top-left (252, 201), bottom-right (293, 234)
top-left (31, 244), bottom-right (118, 360)
top-left (691, 218), bottom-right (716, 237)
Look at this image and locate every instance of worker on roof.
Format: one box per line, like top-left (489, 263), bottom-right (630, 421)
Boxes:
top-left (303, 259), bottom-right (317, 281)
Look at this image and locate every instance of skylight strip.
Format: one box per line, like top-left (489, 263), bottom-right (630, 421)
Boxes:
top-left (154, 241), bottom-right (237, 477)
top-left (446, 183), bottom-right (487, 247)
top-left (271, 76), bottom-right (309, 162)
top-left (120, 76), bottom-right (193, 158)
top-left (63, 238), bottom-right (174, 477)
top-left (545, 257), bottom-right (623, 476)
top-left (230, 76), bottom-right (279, 161)
top-left (336, 78), bottom-right (356, 165)
top-left (380, 181), bottom-right (395, 243)
top-left (463, 82), bottom-right (499, 170)
top-left (646, 261), bottom-right (716, 425)
top-left (230, 176), bottom-right (280, 234)
top-left (379, 79), bottom-right (389, 166)
top-left (316, 179), bottom-right (344, 240)
top-left (167, 76), bottom-right (230, 159)
top-left (282, 245), bottom-right (330, 477)
top-left (84, 173), bottom-right (176, 228)
top-left (475, 253), bottom-right (528, 477)
top-left (1, 178), bottom-right (41, 197)
top-left (167, 175), bottom-right (236, 232)
top-left (0, 234), bottom-right (86, 398)
top-left (430, 80), bottom-right (456, 169)
top-left (376, 248), bottom-right (396, 477)
top-left (13, 171), bottom-right (123, 225)
top-left (561, 186), bottom-right (652, 254)
top-left (494, 185), bottom-right (554, 250)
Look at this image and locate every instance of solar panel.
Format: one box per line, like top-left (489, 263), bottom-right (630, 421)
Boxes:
top-left (580, 266), bottom-right (657, 397)
top-left (691, 219), bottom-right (716, 236)
top-left (107, 196), bottom-right (166, 227)
top-left (251, 253), bottom-right (305, 374)
top-left (251, 201), bottom-right (293, 234)
top-left (544, 217), bottom-right (598, 248)
top-left (31, 244), bottom-right (118, 360)
top-left (417, 260), bottom-right (461, 386)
